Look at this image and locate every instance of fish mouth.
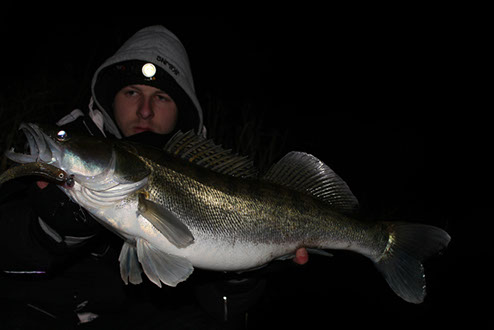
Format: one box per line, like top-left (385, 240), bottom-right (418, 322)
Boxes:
top-left (5, 123), bottom-right (62, 166)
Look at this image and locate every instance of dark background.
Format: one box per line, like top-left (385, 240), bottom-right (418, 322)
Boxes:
top-left (0, 16), bottom-right (488, 327)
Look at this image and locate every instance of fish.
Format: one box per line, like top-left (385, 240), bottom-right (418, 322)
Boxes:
top-left (0, 123), bottom-right (451, 304)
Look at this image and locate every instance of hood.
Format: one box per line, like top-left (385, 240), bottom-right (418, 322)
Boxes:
top-left (91, 25), bottom-right (203, 139)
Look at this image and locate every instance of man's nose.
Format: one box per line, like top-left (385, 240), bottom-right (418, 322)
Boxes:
top-left (137, 98), bottom-right (154, 120)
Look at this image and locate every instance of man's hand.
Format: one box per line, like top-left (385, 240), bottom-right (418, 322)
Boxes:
top-left (293, 248), bottom-right (309, 265)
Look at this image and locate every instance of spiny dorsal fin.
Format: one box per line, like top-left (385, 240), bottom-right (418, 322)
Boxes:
top-left (262, 151), bottom-right (359, 214)
top-left (164, 131), bottom-right (258, 178)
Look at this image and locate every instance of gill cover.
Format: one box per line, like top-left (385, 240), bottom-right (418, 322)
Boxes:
top-left (56, 131), bottom-right (151, 190)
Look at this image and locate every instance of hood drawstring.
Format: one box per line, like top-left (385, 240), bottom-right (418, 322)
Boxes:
top-left (56, 109), bottom-right (84, 127)
top-left (87, 98), bottom-right (110, 138)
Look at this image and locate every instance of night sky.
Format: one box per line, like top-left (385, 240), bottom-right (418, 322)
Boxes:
top-left (0, 17), bottom-right (487, 327)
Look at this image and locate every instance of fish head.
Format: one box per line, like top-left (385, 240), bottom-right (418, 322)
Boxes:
top-left (6, 123), bottom-right (113, 176)
top-left (5, 123), bottom-right (149, 190)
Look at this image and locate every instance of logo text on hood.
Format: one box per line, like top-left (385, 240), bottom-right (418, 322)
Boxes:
top-left (156, 56), bottom-right (179, 76)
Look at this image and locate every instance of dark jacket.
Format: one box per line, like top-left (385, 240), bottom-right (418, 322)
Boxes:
top-left (0, 115), bottom-right (131, 327)
top-left (0, 116), bottom-right (106, 273)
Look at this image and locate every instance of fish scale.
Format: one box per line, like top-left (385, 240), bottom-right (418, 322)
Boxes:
top-left (144, 155), bottom-right (380, 250)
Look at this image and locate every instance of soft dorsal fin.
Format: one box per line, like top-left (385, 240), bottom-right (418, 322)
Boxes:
top-left (164, 131), bottom-right (258, 178)
top-left (262, 151), bottom-right (359, 214)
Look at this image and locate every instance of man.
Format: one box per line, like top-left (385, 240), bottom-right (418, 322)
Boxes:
top-left (0, 25), bottom-right (307, 327)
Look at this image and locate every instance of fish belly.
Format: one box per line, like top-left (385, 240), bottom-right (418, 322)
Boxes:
top-left (80, 197), bottom-right (289, 272)
top-left (184, 238), bottom-right (296, 271)
top-left (146, 227), bottom-right (297, 271)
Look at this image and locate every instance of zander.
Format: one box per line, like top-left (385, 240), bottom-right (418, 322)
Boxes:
top-left (0, 123), bottom-right (450, 304)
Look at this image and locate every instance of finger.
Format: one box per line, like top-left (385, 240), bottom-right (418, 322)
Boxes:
top-left (36, 181), bottom-right (49, 189)
top-left (293, 248), bottom-right (309, 265)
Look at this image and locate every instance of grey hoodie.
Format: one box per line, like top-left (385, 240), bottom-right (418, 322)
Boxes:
top-left (60, 25), bottom-right (203, 139)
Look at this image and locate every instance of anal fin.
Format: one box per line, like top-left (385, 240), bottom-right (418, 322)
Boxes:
top-left (136, 238), bottom-right (194, 287)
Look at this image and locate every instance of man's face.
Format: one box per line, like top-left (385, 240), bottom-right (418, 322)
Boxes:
top-left (113, 84), bottom-right (178, 137)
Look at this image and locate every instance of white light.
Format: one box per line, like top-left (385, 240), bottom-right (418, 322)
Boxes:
top-left (142, 63), bottom-right (156, 78)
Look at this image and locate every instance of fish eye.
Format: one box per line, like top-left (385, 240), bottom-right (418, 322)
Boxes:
top-left (56, 130), bottom-right (69, 142)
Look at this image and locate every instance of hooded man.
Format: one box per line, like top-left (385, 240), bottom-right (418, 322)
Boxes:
top-left (59, 25), bottom-right (204, 143)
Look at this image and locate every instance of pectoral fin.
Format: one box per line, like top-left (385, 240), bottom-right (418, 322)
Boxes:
top-left (138, 194), bottom-right (194, 248)
top-left (136, 238), bottom-right (194, 287)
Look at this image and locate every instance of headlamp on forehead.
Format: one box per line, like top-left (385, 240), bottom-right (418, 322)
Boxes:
top-left (142, 63), bottom-right (157, 79)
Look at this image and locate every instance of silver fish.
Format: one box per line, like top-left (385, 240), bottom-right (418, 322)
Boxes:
top-left (1, 123), bottom-right (450, 304)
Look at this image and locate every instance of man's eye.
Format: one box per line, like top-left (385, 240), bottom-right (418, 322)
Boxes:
top-left (125, 90), bottom-right (138, 97)
top-left (156, 94), bottom-right (171, 102)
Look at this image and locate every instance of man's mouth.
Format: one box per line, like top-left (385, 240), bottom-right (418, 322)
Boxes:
top-left (133, 127), bottom-right (152, 134)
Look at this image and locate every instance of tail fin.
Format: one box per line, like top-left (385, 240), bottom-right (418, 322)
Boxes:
top-left (374, 223), bottom-right (451, 304)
